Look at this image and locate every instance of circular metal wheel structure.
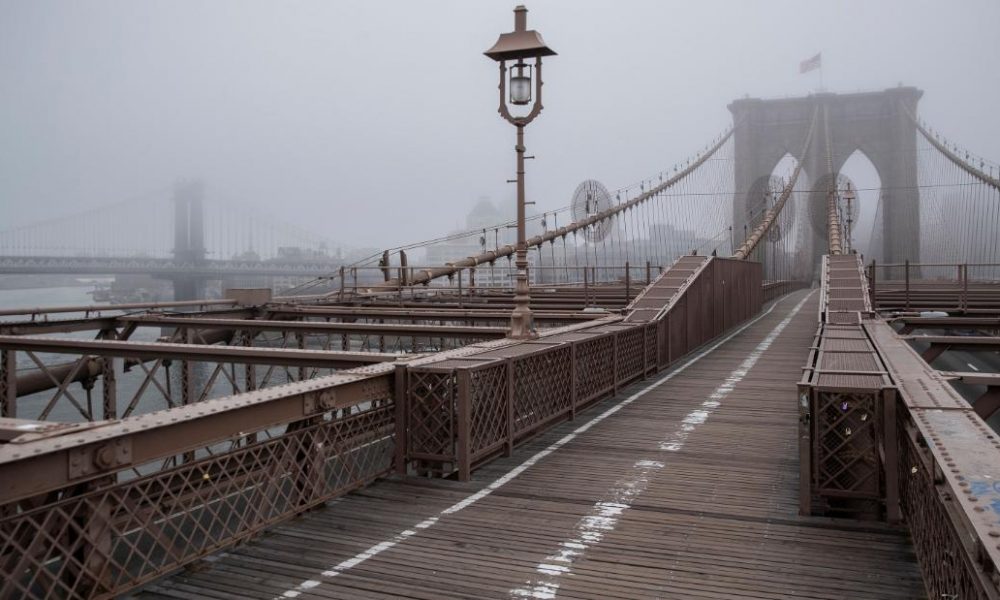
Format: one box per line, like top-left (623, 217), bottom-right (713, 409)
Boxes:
top-left (746, 174), bottom-right (797, 242)
top-left (570, 179), bottom-right (614, 243)
top-left (808, 173), bottom-right (862, 234)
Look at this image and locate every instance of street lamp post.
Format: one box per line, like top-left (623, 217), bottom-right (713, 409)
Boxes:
top-left (485, 5), bottom-right (556, 339)
top-left (843, 183), bottom-right (856, 253)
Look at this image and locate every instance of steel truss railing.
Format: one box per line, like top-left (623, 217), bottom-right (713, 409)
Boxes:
top-left (0, 255), bottom-right (780, 599)
top-left (801, 253), bottom-right (1000, 600)
top-left (868, 261), bottom-right (1000, 313)
top-left (399, 256), bottom-right (763, 479)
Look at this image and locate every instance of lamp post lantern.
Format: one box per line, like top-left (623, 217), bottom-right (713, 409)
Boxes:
top-left (485, 5), bottom-right (556, 339)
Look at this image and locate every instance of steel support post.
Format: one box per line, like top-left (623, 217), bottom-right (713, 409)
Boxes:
top-left (625, 261), bottom-right (631, 304)
top-left (295, 332), bottom-right (306, 380)
top-left (798, 384), bottom-right (813, 516)
top-left (101, 357), bottom-right (116, 420)
top-left (882, 388), bottom-right (900, 523)
top-left (973, 387), bottom-right (1000, 420)
top-left (456, 369), bottom-right (471, 481)
top-left (393, 364), bottom-right (408, 475)
top-left (73, 480), bottom-right (114, 598)
top-left (400, 250), bottom-right (409, 286)
top-left (181, 328), bottom-right (194, 463)
top-left (0, 349), bottom-right (15, 418)
top-left (870, 260), bottom-right (877, 308)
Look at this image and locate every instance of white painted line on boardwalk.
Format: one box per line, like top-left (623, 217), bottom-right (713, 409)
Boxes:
top-left (510, 291), bottom-right (814, 599)
top-left (273, 293), bottom-right (806, 600)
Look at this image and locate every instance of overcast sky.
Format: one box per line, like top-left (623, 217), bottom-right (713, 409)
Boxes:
top-left (2, 0), bottom-right (998, 249)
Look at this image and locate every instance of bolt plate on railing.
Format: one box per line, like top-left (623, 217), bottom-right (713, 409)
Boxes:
top-left (68, 438), bottom-right (132, 479)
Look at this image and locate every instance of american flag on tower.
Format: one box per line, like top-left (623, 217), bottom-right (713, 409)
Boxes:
top-left (800, 53), bottom-right (822, 74)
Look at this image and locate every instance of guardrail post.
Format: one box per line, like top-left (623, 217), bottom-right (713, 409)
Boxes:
top-left (883, 388), bottom-right (900, 523)
top-left (642, 324), bottom-right (650, 377)
top-left (394, 364), bottom-right (408, 475)
top-left (506, 357), bottom-right (515, 456)
top-left (798, 384), bottom-right (813, 516)
top-left (400, 250), bottom-right (409, 286)
top-left (870, 259), bottom-right (877, 308)
top-left (1, 349), bottom-right (16, 418)
top-left (658, 319), bottom-right (668, 369)
top-left (456, 369), bottom-right (471, 482)
top-left (625, 261), bottom-right (631, 304)
top-left (646, 260), bottom-right (652, 285)
top-left (70, 480), bottom-right (113, 597)
top-left (381, 250), bottom-right (391, 282)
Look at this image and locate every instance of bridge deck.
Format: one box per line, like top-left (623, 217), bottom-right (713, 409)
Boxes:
top-left (138, 290), bottom-right (924, 600)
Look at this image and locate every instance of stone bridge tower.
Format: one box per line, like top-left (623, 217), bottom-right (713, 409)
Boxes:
top-left (171, 180), bottom-right (207, 301)
top-left (729, 87), bottom-right (923, 268)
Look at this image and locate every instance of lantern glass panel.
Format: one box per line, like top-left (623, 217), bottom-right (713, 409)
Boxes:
top-left (510, 74), bottom-right (531, 105)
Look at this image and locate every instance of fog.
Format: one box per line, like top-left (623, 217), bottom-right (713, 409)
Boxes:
top-left (1, 0), bottom-right (998, 251)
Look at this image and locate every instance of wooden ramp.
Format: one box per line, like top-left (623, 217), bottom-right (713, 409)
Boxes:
top-left (138, 290), bottom-right (923, 600)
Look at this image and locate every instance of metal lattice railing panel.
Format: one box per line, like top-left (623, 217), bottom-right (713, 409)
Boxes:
top-left (616, 327), bottom-right (645, 384)
top-left (897, 416), bottom-right (996, 600)
top-left (468, 362), bottom-right (509, 459)
top-left (512, 345), bottom-right (573, 439)
top-left (406, 369), bottom-right (456, 459)
top-left (0, 403), bottom-right (394, 600)
top-left (574, 335), bottom-right (615, 405)
top-left (814, 391), bottom-right (881, 497)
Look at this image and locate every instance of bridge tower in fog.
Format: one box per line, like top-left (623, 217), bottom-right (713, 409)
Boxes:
top-left (729, 87), bottom-right (923, 265)
top-left (171, 180), bottom-right (208, 300)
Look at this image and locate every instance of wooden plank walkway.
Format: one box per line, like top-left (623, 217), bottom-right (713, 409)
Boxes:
top-left (136, 290), bottom-right (924, 600)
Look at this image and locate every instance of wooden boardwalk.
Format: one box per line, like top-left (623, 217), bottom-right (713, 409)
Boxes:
top-left (137, 290), bottom-right (924, 600)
